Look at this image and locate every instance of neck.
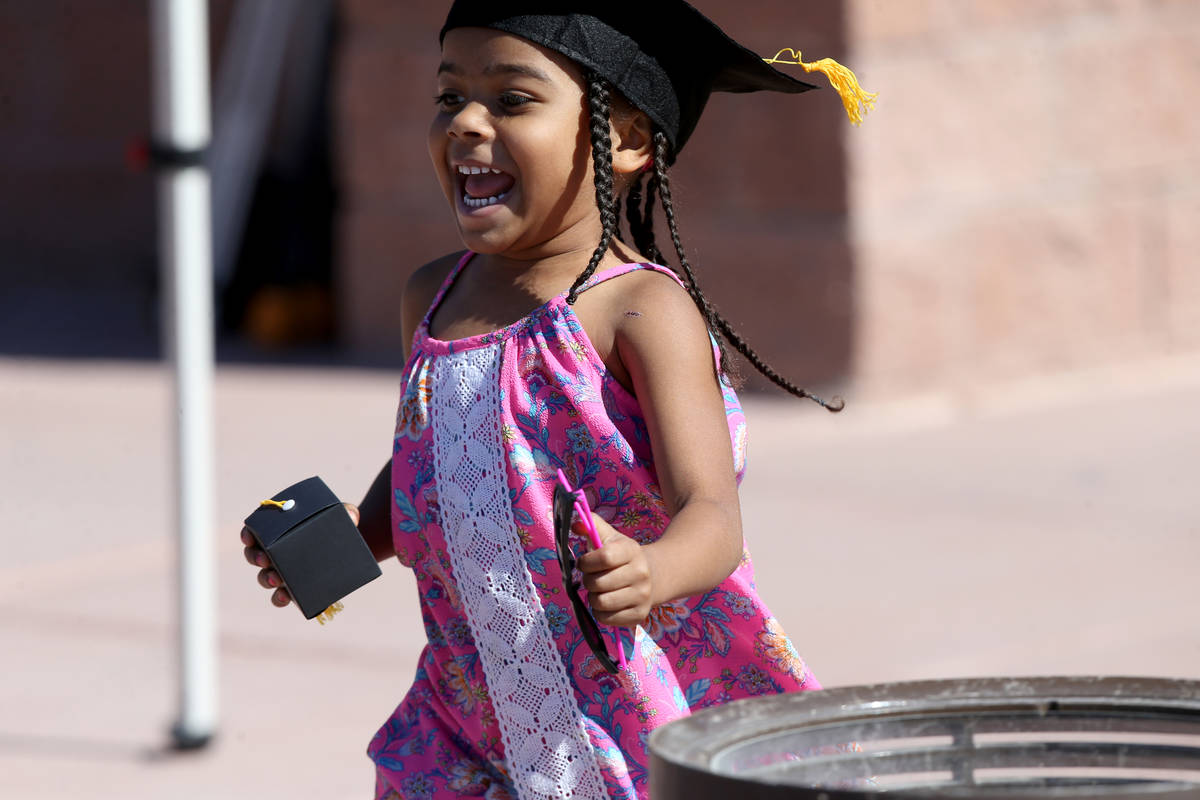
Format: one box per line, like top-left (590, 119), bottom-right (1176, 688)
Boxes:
top-left (475, 237), bottom-right (644, 281)
top-left (473, 246), bottom-right (596, 279)
top-left (468, 205), bottom-right (645, 273)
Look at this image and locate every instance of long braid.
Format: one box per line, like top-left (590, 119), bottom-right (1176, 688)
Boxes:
top-left (641, 170), bottom-right (662, 260)
top-left (567, 91), bottom-right (842, 411)
top-left (649, 132), bottom-right (732, 371)
top-left (624, 175), bottom-right (645, 251)
top-left (626, 172), bottom-right (665, 265)
top-left (566, 73), bottom-right (619, 305)
top-left (712, 315), bottom-right (844, 411)
top-left (650, 131), bottom-right (844, 412)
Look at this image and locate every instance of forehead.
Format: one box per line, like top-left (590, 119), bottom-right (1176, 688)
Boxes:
top-left (438, 27), bottom-right (585, 87)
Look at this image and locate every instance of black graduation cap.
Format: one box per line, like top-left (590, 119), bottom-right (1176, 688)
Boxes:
top-left (440, 0), bottom-right (824, 155)
top-left (243, 476), bottom-right (382, 622)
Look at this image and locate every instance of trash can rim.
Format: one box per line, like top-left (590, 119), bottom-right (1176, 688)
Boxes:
top-left (650, 675), bottom-right (1200, 772)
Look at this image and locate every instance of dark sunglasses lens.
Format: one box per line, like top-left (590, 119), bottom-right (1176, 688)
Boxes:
top-left (553, 486), bottom-right (575, 571)
top-left (570, 592), bottom-right (618, 674)
top-left (551, 484), bottom-right (619, 674)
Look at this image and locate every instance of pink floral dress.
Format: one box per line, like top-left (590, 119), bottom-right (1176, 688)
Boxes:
top-left (369, 254), bottom-right (820, 800)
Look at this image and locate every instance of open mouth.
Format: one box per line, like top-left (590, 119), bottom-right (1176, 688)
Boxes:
top-left (457, 164), bottom-right (515, 208)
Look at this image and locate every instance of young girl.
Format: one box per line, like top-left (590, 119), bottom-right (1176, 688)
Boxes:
top-left (242, 2), bottom-right (873, 798)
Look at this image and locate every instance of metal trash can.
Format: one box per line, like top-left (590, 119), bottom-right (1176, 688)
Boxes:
top-left (649, 677), bottom-right (1200, 798)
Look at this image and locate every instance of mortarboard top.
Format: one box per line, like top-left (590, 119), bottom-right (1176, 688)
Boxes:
top-left (440, 0), bottom-right (875, 156)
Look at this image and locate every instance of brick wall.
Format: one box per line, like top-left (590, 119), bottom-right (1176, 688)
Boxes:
top-left (0, 1), bottom-right (238, 356)
top-left (846, 0), bottom-right (1200, 395)
top-left (6, 2), bottom-right (1195, 392)
top-left (0, 2), bottom-right (158, 287)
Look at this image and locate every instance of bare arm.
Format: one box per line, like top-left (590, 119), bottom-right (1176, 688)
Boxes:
top-left (576, 273), bottom-right (744, 625)
top-left (356, 462), bottom-right (394, 562)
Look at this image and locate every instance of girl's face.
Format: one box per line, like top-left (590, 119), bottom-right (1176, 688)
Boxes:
top-left (429, 28), bottom-right (599, 260)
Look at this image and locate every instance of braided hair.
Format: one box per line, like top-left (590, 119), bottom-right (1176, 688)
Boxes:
top-left (567, 74), bottom-right (843, 412)
top-left (566, 72), bottom-right (620, 304)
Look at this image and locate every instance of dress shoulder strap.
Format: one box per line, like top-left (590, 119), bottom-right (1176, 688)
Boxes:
top-left (578, 261), bottom-right (729, 377)
top-left (575, 262), bottom-right (686, 294)
top-left (419, 251), bottom-right (475, 332)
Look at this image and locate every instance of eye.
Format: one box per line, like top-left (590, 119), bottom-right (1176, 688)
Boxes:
top-left (433, 91), bottom-right (464, 110)
top-left (498, 92), bottom-right (533, 109)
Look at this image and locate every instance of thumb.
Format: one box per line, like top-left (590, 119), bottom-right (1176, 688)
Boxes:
top-left (596, 519), bottom-right (626, 546)
top-left (343, 502), bottom-right (361, 527)
top-left (579, 513), bottom-right (623, 548)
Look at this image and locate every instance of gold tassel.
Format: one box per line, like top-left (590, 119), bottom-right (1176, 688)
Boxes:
top-left (259, 497), bottom-right (295, 511)
top-left (765, 49), bottom-right (878, 126)
top-left (315, 601), bottom-right (344, 625)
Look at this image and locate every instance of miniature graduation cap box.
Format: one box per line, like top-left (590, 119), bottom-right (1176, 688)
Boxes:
top-left (243, 477), bottom-right (381, 621)
top-left (441, 0), bottom-right (874, 156)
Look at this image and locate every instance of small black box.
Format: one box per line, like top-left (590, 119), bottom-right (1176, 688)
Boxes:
top-left (243, 476), bottom-right (382, 620)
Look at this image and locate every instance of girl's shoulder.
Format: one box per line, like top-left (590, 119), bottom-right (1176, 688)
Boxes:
top-left (405, 251), bottom-right (466, 309)
top-left (589, 263), bottom-right (700, 333)
top-left (401, 251), bottom-right (467, 346)
top-left (581, 263), bottom-right (713, 381)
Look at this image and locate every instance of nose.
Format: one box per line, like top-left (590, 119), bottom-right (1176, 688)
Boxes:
top-left (447, 101), bottom-right (492, 140)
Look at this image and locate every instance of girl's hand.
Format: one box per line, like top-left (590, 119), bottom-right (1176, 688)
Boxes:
top-left (240, 503), bottom-right (361, 609)
top-left (575, 514), bottom-right (655, 628)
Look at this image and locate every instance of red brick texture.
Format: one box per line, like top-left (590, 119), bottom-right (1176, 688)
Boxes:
top-left (847, 0), bottom-right (1200, 394)
top-left (0, 2), bottom-right (158, 285)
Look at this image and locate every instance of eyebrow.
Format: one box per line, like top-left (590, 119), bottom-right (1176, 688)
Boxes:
top-left (437, 61), bottom-right (553, 82)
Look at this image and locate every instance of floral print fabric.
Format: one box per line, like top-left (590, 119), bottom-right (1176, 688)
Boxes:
top-left (369, 256), bottom-right (820, 800)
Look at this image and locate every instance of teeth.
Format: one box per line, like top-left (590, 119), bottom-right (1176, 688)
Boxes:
top-left (456, 164), bottom-right (510, 208)
top-left (463, 191), bottom-right (508, 208)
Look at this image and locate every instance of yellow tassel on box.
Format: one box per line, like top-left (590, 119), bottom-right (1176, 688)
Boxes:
top-left (259, 497), bottom-right (295, 511)
top-left (765, 49), bottom-right (878, 125)
top-left (316, 601), bottom-right (344, 625)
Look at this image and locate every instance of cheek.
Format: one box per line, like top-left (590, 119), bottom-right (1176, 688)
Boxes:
top-left (427, 114), bottom-right (442, 157)
top-left (523, 112), bottom-right (594, 200)
top-left (569, 108), bottom-right (598, 193)
top-left (427, 119), bottom-right (453, 194)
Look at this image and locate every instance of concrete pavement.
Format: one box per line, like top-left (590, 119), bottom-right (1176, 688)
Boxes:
top-left (1, 354), bottom-right (1197, 799)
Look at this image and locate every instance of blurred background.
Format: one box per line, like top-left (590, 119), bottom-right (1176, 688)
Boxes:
top-left (1, 1), bottom-right (1197, 798)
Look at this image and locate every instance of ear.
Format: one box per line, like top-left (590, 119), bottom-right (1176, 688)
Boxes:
top-left (611, 109), bottom-right (654, 177)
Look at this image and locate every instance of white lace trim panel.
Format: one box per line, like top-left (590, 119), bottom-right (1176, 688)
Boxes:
top-left (430, 344), bottom-right (608, 800)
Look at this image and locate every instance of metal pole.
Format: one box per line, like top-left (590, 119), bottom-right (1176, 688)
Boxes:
top-left (150, 0), bottom-right (217, 749)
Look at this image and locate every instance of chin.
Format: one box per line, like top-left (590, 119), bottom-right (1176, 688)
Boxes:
top-left (454, 227), bottom-right (515, 256)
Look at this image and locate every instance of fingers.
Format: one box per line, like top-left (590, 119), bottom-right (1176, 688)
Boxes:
top-left (343, 502), bottom-right (361, 527)
top-left (242, 527), bottom-right (267, 564)
top-left (257, 567), bottom-right (282, 590)
top-left (593, 606), bottom-right (647, 628)
top-left (588, 583), bottom-right (649, 613)
top-left (255, 564), bottom-right (293, 607)
top-left (570, 517), bottom-right (600, 549)
top-left (576, 527), bottom-right (653, 626)
top-left (582, 561), bottom-right (645, 594)
top-left (591, 587), bottom-right (650, 627)
top-left (578, 563), bottom-right (652, 614)
top-left (592, 519), bottom-right (626, 547)
top-left (240, 526), bottom-right (292, 608)
top-left (576, 531), bottom-right (638, 574)
top-left (255, 563), bottom-right (293, 607)
top-left (243, 545), bottom-right (268, 569)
